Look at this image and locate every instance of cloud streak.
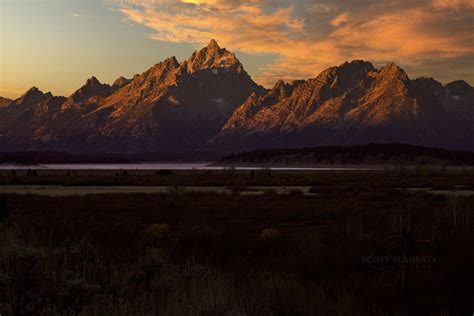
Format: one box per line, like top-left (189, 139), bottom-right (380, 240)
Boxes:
top-left (71, 12), bottom-right (96, 19)
top-left (111, 0), bottom-right (474, 86)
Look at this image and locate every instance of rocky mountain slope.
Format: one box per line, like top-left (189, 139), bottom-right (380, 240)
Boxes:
top-left (0, 97), bottom-right (12, 107)
top-left (0, 40), bottom-right (263, 153)
top-left (213, 61), bottom-right (474, 151)
top-left (0, 41), bottom-right (473, 153)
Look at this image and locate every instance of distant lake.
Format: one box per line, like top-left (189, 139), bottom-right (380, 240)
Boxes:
top-left (0, 162), bottom-right (383, 171)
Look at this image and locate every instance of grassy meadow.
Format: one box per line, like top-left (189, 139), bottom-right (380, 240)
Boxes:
top-left (0, 169), bottom-right (473, 315)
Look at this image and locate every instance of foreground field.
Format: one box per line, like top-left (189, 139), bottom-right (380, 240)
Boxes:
top-left (1, 170), bottom-right (474, 315)
top-left (0, 185), bottom-right (316, 196)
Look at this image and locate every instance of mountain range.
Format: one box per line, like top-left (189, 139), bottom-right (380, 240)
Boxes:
top-left (1, 40), bottom-right (473, 153)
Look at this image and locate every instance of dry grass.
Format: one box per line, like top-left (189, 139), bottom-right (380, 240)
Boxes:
top-left (1, 171), bottom-right (473, 314)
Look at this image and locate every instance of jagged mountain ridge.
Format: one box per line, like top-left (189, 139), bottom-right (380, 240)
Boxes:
top-left (0, 40), bottom-right (473, 153)
top-left (0, 97), bottom-right (13, 108)
top-left (213, 61), bottom-right (474, 151)
top-left (0, 40), bottom-right (264, 153)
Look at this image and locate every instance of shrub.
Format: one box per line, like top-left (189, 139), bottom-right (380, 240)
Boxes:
top-left (224, 166), bottom-right (236, 176)
top-left (288, 189), bottom-right (303, 196)
top-left (263, 189), bottom-right (277, 196)
top-left (308, 186), bottom-right (321, 194)
top-left (230, 184), bottom-right (246, 196)
top-left (260, 228), bottom-right (282, 242)
top-left (144, 224), bottom-right (171, 246)
top-left (258, 167), bottom-right (272, 177)
top-left (128, 254), bottom-right (163, 288)
top-left (416, 164), bottom-right (433, 177)
top-left (26, 169), bottom-right (37, 176)
top-left (0, 245), bottom-right (48, 314)
top-left (62, 278), bottom-right (100, 313)
top-left (167, 185), bottom-right (184, 196)
top-left (156, 169), bottom-right (173, 176)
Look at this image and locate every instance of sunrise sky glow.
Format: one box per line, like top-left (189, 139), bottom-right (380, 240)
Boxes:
top-left (1, 0), bottom-right (473, 99)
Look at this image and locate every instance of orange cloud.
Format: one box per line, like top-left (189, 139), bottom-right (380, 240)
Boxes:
top-left (330, 12), bottom-right (349, 27)
top-left (432, 0), bottom-right (474, 10)
top-left (113, 0), bottom-right (474, 86)
top-left (332, 8), bottom-right (473, 60)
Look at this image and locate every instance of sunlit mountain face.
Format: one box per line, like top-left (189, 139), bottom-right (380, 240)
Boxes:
top-left (0, 1), bottom-right (472, 153)
top-left (0, 40), bottom-right (473, 153)
top-left (0, 41), bottom-right (264, 153)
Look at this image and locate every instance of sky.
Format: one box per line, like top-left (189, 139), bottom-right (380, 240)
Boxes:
top-left (1, 0), bottom-right (473, 99)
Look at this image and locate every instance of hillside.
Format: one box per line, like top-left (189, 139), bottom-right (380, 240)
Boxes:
top-left (1, 41), bottom-right (473, 153)
top-left (213, 62), bottom-right (474, 151)
top-left (0, 40), bottom-right (263, 153)
top-left (220, 144), bottom-right (474, 166)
